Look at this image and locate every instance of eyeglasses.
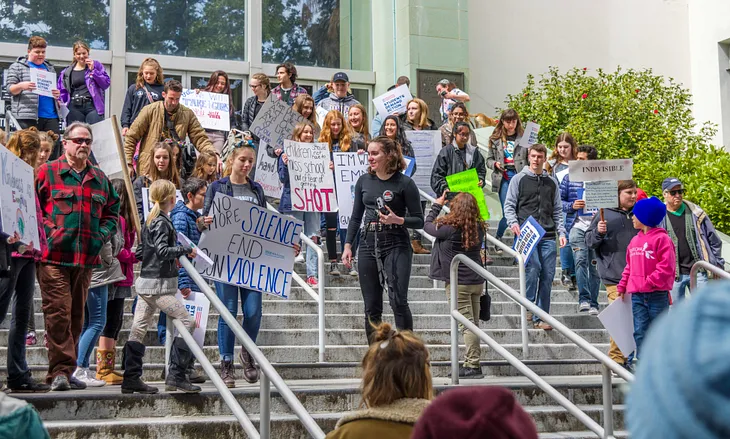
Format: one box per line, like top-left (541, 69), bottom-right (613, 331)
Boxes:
top-left (68, 137), bottom-right (92, 145)
top-left (667, 189), bottom-right (685, 196)
top-left (249, 83), bottom-right (260, 89)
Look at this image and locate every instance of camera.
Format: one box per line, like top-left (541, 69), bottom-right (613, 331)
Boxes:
top-left (440, 91), bottom-right (447, 97)
top-left (376, 197), bottom-right (389, 215)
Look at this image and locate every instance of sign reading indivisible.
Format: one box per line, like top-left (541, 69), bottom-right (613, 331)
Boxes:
top-left (568, 159), bottom-right (633, 182)
top-left (254, 142), bottom-right (282, 199)
top-left (249, 95), bottom-right (308, 152)
top-left (196, 193), bottom-right (303, 298)
top-left (445, 168), bottom-right (490, 220)
top-left (174, 290), bottom-right (210, 348)
top-left (141, 188), bottom-right (185, 220)
top-left (406, 130), bottom-right (442, 197)
top-left (285, 140), bottom-right (338, 212)
top-left (513, 216), bottom-right (546, 266)
top-left (29, 69), bottom-right (57, 98)
top-left (518, 121), bottom-right (540, 147)
top-left (180, 89), bottom-right (231, 131)
top-left (372, 84), bottom-right (413, 119)
top-left (584, 180), bottom-right (618, 210)
top-left (333, 152), bottom-right (369, 228)
top-left (0, 144), bottom-right (39, 247)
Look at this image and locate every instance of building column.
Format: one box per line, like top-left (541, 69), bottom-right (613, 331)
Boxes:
top-left (109, 0), bottom-right (127, 120)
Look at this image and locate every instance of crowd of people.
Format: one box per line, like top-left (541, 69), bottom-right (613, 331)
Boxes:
top-left (0, 34), bottom-right (728, 438)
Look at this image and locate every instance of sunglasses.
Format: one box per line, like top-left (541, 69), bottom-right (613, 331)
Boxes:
top-left (68, 137), bottom-right (92, 145)
top-left (667, 189), bottom-right (685, 196)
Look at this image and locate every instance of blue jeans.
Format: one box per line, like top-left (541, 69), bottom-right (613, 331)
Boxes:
top-left (570, 227), bottom-right (600, 308)
top-left (632, 291), bottom-right (670, 359)
top-left (78, 285), bottom-right (108, 368)
top-left (287, 210), bottom-right (320, 278)
top-left (671, 272), bottom-right (708, 302)
top-left (525, 239), bottom-right (557, 323)
top-left (560, 214), bottom-right (574, 276)
top-left (496, 173), bottom-right (513, 239)
top-left (215, 282), bottom-right (263, 362)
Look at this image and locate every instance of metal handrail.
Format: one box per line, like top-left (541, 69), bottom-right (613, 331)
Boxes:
top-left (690, 260), bottom-right (730, 291)
top-left (418, 188), bottom-right (529, 356)
top-left (450, 254), bottom-right (630, 439)
top-left (180, 257), bottom-right (326, 439)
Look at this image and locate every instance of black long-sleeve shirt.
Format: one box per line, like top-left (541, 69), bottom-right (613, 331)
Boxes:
top-left (345, 172), bottom-right (424, 245)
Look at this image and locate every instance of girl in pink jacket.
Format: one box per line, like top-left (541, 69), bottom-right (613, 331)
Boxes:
top-left (617, 196), bottom-right (676, 360)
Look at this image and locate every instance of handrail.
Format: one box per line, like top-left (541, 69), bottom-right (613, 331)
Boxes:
top-left (450, 254), bottom-right (630, 439)
top-left (180, 257), bottom-right (326, 439)
top-left (418, 188), bottom-right (529, 356)
top-left (690, 260), bottom-right (730, 291)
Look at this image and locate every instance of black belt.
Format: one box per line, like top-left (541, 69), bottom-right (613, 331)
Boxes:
top-left (71, 95), bottom-right (92, 105)
top-left (365, 222), bottom-right (404, 232)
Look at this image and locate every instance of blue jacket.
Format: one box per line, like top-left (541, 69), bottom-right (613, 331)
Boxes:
top-left (203, 176), bottom-right (267, 216)
top-left (171, 200), bottom-right (201, 291)
top-left (278, 155), bottom-right (294, 212)
top-left (560, 174), bottom-right (585, 233)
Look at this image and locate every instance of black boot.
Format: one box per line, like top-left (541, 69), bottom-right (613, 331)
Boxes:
top-left (187, 358), bottom-right (206, 384)
top-left (121, 341), bottom-right (158, 394)
top-left (165, 338), bottom-right (202, 393)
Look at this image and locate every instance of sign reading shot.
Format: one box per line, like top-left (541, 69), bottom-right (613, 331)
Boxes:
top-left (333, 152), bottom-right (369, 228)
top-left (180, 89), bottom-right (231, 131)
top-left (0, 144), bottom-right (40, 246)
top-left (196, 193), bottom-right (303, 299)
top-left (285, 140), bottom-right (338, 212)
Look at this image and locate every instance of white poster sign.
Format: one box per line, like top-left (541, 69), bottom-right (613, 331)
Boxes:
top-left (513, 216), bottom-right (546, 266)
top-left (177, 232), bottom-right (214, 270)
top-left (180, 89), bottom-right (231, 131)
top-left (250, 95), bottom-right (308, 152)
top-left (372, 84), bottom-right (413, 119)
top-left (598, 297), bottom-right (636, 356)
top-left (518, 121), bottom-right (540, 147)
top-left (584, 180), bottom-right (618, 210)
top-left (29, 69), bottom-right (57, 98)
top-left (254, 142), bottom-right (282, 199)
top-left (405, 130), bottom-right (442, 197)
top-left (196, 193), bottom-right (303, 298)
top-left (174, 291), bottom-right (210, 348)
top-left (91, 118), bottom-right (124, 178)
top-left (0, 144), bottom-right (40, 246)
top-left (333, 152), bottom-right (369, 228)
top-left (141, 188), bottom-right (184, 220)
top-left (568, 159), bottom-right (633, 182)
top-left (285, 140), bottom-right (338, 212)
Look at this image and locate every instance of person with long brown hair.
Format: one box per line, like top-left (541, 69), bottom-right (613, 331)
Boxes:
top-left (198, 70), bottom-right (236, 154)
top-left (190, 150), bottom-right (218, 184)
top-left (292, 94), bottom-right (321, 137)
top-left (325, 322), bottom-right (432, 439)
top-left (439, 102), bottom-right (477, 147)
top-left (547, 132), bottom-right (578, 290)
top-left (424, 191), bottom-right (487, 379)
top-left (57, 40), bottom-right (110, 125)
top-left (121, 57), bottom-right (164, 136)
top-left (348, 104), bottom-right (370, 150)
top-left (132, 142), bottom-right (181, 221)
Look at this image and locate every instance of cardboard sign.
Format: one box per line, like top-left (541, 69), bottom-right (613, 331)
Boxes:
top-left (285, 140), bottom-right (338, 212)
top-left (372, 84), bottom-right (413, 119)
top-left (141, 188), bottom-right (184, 220)
top-left (405, 130), bottom-right (442, 197)
top-left (333, 152), bottom-right (369, 228)
top-left (254, 142), bottom-right (282, 199)
top-left (29, 69), bottom-right (56, 98)
top-left (0, 144), bottom-right (39, 246)
top-left (445, 168), bottom-right (490, 220)
top-left (584, 180), bottom-right (618, 210)
top-left (174, 291), bottom-right (210, 348)
top-left (513, 216), bottom-right (546, 266)
top-left (568, 159), bottom-right (633, 182)
top-left (518, 121), bottom-right (540, 147)
top-left (598, 297), bottom-right (636, 356)
top-left (249, 95), bottom-right (308, 152)
top-left (196, 193), bottom-right (303, 298)
top-left (91, 118), bottom-right (124, 178)
top-left (180, 89), bottom-right (231, 131)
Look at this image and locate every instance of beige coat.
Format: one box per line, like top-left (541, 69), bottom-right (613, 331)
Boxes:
top-left (325, 398), bottom-right (430, 439)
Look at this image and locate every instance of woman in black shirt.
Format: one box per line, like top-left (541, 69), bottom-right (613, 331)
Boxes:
top-left (342, 136), bottom-right (424, 341)
top-left (58, 41), bottom-right (110, 125)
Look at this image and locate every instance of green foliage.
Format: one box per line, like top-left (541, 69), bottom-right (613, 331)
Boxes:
top-left (504, 66), bottom-right (730, 234)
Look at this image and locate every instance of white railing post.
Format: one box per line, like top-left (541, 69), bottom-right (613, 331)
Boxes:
top-left (690, 260), bottom-right (730, 291)
top-left (602, 364), bottom-right (614, 439)
top-left (260, 373), bottom-right (271, 439)
top-left (449, 268), bottom-right (460, 385)
top-left (298, 234), bottom-right (326, 362)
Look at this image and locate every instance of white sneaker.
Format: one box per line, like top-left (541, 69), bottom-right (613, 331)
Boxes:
top-left (73, 367), bottom-right (106, 387)
top-left (589, 307), bottom-right (599, 316)
top-left (579, 302), bottom-right (590, 313)
top-left (295, 254), bottom-right (305, 263)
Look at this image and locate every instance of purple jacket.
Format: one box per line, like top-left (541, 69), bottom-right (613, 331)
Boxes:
top-left (57, 60), bottom-right (110, 115)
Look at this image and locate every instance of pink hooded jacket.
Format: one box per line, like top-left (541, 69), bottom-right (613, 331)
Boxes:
top-left (617, 227), bottom-right (676, 294)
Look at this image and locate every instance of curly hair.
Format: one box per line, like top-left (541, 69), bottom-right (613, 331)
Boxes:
top-left (434, 193), bottom-right (486, 250)
top-left (319, 110), bottom-right (354, 152)
top-left (6, 127), bottom-right (40, 169)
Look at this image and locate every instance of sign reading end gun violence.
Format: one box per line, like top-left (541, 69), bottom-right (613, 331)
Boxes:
top-left (195, 193), bottom-right (303, 299)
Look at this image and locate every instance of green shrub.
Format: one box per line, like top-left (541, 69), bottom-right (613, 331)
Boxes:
top-left (503, 66), bottom-right (730, 233)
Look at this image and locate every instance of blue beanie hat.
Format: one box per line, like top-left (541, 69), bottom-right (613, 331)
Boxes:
top-left (628, 281), bottom-right (730, 439)
top-left (633, 196), bottom-right (666, 227)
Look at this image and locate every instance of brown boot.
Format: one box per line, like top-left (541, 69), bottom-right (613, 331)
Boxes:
top-left (96, 350), bottom-right (124, 385)
top-left (411, 239), bottom-right (430, 255)
top-left (239, 348), bottom-right (260, 383)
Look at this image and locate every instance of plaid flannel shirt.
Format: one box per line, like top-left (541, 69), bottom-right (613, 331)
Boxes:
top-left (36, 157), bottom-right (120, 268)
top-left (270, 83), bottom-right (309, 106)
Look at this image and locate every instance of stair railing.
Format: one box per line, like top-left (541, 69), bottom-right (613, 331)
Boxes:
top-left (690, 260), bottom-right (730, 291)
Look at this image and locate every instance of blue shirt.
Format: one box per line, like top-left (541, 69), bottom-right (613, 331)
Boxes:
top-left (28, 61), bottom-right (58, 119)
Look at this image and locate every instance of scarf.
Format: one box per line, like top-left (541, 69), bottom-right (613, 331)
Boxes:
top-left (665, 202), bottom-right (699, 279)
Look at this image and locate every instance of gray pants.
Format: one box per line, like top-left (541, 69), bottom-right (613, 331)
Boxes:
top-left (129, 294), bottom-right (193, 343)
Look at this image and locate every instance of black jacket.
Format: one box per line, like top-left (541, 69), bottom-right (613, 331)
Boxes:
top-left (120, 83), bottom-right (164, 128)
top-left (135, 215), bottom-right (191, 279)
top-left (585, 207), bottom-right (638, 285)
top-left (430, 142), bottom-right (487, 196)
top-left (423, 204), bottom-right (485, 285)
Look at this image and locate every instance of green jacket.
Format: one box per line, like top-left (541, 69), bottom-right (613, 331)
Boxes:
top-left (0, 393), bottom-right (50, 439)
top-left (325, 398), bottom-right (430, 439)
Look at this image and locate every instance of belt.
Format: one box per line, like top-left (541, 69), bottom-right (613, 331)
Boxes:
top-left (72, 95), bottom-right (92, 103)
top-left (365, 222), bottom-right (404, 232)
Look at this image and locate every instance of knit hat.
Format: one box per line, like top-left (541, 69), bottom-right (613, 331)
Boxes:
top-left (628, 281), bottom-right (730, 439)
top-left (411, 386), bottom-right (538, 439)
top-left (632, 196), bottom-right (666, 227)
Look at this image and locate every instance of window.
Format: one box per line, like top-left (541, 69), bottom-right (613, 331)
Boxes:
top-left (0, 0), bottom-right (110, 49)
top-left (190, 75), bottom-right (244, 112)
top-left (126, 0), bottom-right (246, 60)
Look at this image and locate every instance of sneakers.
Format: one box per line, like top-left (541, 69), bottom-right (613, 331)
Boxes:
top-left (349, 260), bottom-right (358, 277)
top-left (561, 273), bottom-right (572, 287)
top-left (294, 253), bottom-right (305, 263)
top-left (8, 378), bottom-right (50, 393)
top-left (51, 375), bottom-right (70, 391)
top-left (458, 366), bottom-right (484, 379)
top-left (491, 245), bottom-right (503, 256)
top-left (329, 262), bottom-right (340, 276)
top-left (73, 368), bottom-right (106, 387)
top-left (306, 276), bottom-right (319, 287)
top-left (239, 348), bottom-right (260, 384)
top-left (588, 307), bottom-right (599, 316)
top-left (534, 321), bottom-right (553, 331)
top-left (220, 360), bottom-right (236, 388)
top-left (25, 331), bottom-right (37, 346)
top-left (579, 302), bottom-right (590, 313)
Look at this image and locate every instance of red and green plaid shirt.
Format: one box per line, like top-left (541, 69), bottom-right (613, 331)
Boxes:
top-left (36, 156), bottom-right (120, 268)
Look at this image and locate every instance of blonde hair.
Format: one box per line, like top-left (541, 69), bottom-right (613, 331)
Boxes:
top-left (251, 73), bottom-right (271, 93)
top-left (406, 98), bottom-right (431, 130)
top-left (223, 145), bottom-right (256, 178)
top-left (136, 58), bottom-right (164, 89)
top-left (72, 40), bottom-right (90, 63)
top-left (319, 110), bottom-right (353, 152)
top-left (292, 122), bottom-right (314, 142)
top-left (348, 104), bottom-right (370, 143)
top-left (146, 179), bottom-right (176, 226)
top-left (361, 322), bottom-right (432, 408)
top-left (6, 127), bottom-right (40, 168)
top-left (0, 128), bottom-right (6, 146)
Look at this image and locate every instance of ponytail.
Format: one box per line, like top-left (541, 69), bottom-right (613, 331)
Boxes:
top-left (145, 179), bottom-right (176, 226)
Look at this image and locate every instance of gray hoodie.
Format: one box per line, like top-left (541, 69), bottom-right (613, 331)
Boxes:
top-left (504, 167), bottom-right (565, 241)
top-left (316, 92), bottom-right (360, 117)
top-left (6, 56), bottom-right (60, 121)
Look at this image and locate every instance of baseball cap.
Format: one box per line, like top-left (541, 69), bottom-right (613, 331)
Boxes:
top-left (438, 79), bottom-right (451, 86)
top-left (332, 72), bottom-right (349, 83)
top-left (661, 177), bottom-right (683, 191)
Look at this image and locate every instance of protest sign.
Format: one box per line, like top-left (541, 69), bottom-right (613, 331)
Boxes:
top-left (285, 140), bottom-right (338, 212)
top-left (315, 107), bottom-right (329, 128)
top-left (174, 291), bottom-right (210, 348)
top-left (405, 130), bottom-right (441, 197)
top-left (583, 180), bottom-right (618, 210)
top-left (141, 188), bottom-right (185, 220)
top-left (598, 297), bottom-right (636, 356)
top-left (372, 84), bottom-right (413, 119)
top-left (180, 89), bottom-right (230, 131)
top-left (250, 96), bottom-right (308, 152)
top-left (0, 143), bottom-right (39, 246)
top-left (568, 159), bottom-right (633, 182)
top-left (196, 193), bottom-right (303, 298)
top-left (576, 187), bottom-right (599, 216)
top-left (91, 118), bottom-right (124, 178)
top-left (513, 216), bottom-right (546, 266)
top-left (402, 156), bottom-right (415, 177)
top-left (254, 142), bottom-right (282, 199)
top-left (29, 69), bottom-right (56, 97)
top-left (518, 121), bottom-right (540, 147)
top-left (177, 232), bottom-right (214, 270)
top-left (445, 168), bottom-right (490, 220)
top-left (333, 152), bottom-right (369, 228)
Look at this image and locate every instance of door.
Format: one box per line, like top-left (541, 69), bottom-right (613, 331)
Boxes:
top-left (416, 69), bottom-right (465, 125)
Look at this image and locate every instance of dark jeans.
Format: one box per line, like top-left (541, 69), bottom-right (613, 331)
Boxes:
top-left (358, 228), bottom-right (414, 341)
top-left (17, 117), bottom-right (60, 133)
top-left (67, 100), bottom-right (103, 125)
top-left (324, 212), bottom-right (338, 261)
top-left (215, 283), bottom-right (262, 362)
top-left (102, 297), bottom-right (126, 340)
top-left (411, 201), bottom-right (428, 242)
top-left (632, 291), bottom-right (670, 360)
top-left (0, 257), bottom-right (35, 385)
top-left (496, 170), bottom-right (516, 239)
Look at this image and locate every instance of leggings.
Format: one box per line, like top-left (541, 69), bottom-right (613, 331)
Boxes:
top-left (102, 298), bottom-right (126, 340)
top-left (358, 228), bottom-right (414, 341)
top-left (129, 293), bottom-right (193, 343)
top-left (324, 212), bottom-right (338, 261)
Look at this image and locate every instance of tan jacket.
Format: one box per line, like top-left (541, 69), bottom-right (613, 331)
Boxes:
top-left (325, 398), bottom-right (430, 439)
top-left (124, 101), bottom-right (215, 175)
